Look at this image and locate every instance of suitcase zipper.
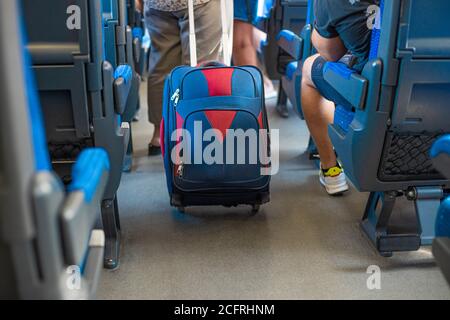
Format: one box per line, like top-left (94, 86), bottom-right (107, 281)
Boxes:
top-left (171, 88), bottom-right (180, 107)
top-left (176, 162), bottom-right (184, 177)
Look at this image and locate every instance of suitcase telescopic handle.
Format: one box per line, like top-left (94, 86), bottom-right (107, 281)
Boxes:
top-left (187, 0), bottom-right (231, 67)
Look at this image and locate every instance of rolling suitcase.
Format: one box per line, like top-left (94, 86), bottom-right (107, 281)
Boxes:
top-left (161, 0), bottom-right (271, 213)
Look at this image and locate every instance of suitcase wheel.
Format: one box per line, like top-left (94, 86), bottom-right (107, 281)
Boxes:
top-left (177, 206), bottom-right (186, 214)
top-left (251, 204), bottom-right (260, 215)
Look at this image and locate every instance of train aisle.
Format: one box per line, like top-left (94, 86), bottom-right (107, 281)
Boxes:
top-left (97, 83), bottom-right (450, 300)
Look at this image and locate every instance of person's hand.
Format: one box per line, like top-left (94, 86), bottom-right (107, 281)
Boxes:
top-left (135, 0), bottom-right (143, 13)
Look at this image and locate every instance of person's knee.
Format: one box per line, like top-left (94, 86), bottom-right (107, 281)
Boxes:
top-left (302, 54), bottom-right (320, 88)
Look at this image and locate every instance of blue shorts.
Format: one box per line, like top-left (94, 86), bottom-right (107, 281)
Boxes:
top-left (234, 0), bottom-right (258, 25)
top-left (311, 56), bottom-right (352, 109)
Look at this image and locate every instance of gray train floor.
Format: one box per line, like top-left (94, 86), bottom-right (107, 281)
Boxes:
top-left (97, 83), bottom-right (450, 300)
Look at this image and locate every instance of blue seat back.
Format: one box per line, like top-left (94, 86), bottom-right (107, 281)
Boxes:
top-left (329, 0), bottom-right (450, 191)
top-left (102, 0), bottom-right (119, 19)
top-left (21, 0), bottom-right (116, 182)
top-left (102, 0), bottom-right (119, 66)
top-left (280, 0), bottom-right (309, 36)
top-left (262, 0), bottom-right (310, 79)
top-left (21, 23), bottom-right (51, 172)
top-left (102, 0), bottom-right (129, 68)
top-left (22, 0), bottom-right (104, 140)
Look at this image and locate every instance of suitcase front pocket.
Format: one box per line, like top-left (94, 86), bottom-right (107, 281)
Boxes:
top-left (173, 109), bottom-right (266, 191)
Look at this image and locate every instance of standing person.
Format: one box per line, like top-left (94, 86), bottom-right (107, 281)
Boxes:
top-left (233, 0), bottom-right (259, 67)
top-left (136, 0), bottom-right (223, 155)
top-left (233, 0), bottom-right (276, 98)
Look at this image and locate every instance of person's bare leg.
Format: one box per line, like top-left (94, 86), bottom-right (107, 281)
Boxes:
top-left (252, 27), bottom-right (275, 93)
top-left (151, 125), bottom-right (160, 146)
top-left (233, 20), bottom-right (258, 66)
top-left (301, 54), bottom-right (337, 169)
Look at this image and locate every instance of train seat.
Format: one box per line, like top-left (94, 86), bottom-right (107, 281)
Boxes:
top-left (22, 0), bottom-right (130, 269)
top-left (275, 0), bottom-right (314, 119)
top-left (101, 0), bottom-right (140, 118)
top-left (102, 0), bottom-right (141, 172)
top-left (321, 0), bottom-right (450, 256)
top-left (274, 0), bottom-right (317, 160)
top-left (431, 135), bottom-right (450, 284)
top-left (260, 0), bottom-right (310, 81)
top-left (126, 0), bottom-right (147, 76)
top-left (0, 1), bottom-right (109, 299)
top-left (431, 135), bottom-right (450, 179)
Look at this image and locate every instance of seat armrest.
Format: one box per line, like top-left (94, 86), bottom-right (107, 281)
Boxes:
top-left (67, 148), bottom-right (110, 201)
top-left (276, 30), bottom-right (303, 61)
top-left (133, 38), bottom-right (141, 62)
top-left (431, 134), bottom-right (450, 179)
top-left (285, 61), bottom-right (299, 81)
top-left (132, 27), bottom-right (144, 63)
top-left (120, 122), bottom-right (131, 154)
top-left (122, 71), bottom-right (141, 122)
top-left (62, 148), bottom-right (110, 266)
top-left (113, 64), bottom-right (133, 114)
top-left (323, 62), bottom-right (368, 109)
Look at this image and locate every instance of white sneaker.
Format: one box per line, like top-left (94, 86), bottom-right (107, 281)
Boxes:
top-left (319, 164), bottom-right (349, 195)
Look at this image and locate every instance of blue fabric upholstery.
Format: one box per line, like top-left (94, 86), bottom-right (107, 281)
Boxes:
top-left (430, 134), bottom-right (450, 159)
top-left (306, 0), bottom-right (313, 25)
top-left (276, 29), bottom-right (296, 42)
top-left (324, 62), bottom-right (356, 80)
top-left (323, 0), bottom-right (381, 132)
top-left (334, 105), bottom-right (355, 133)
top-left (285, 61), bottom-right (298, 81)
top-left (132, 27), bottom-right (143, 41)
top-left (369, 0), bottom-right (384, 60)
top-left (432, 135), bottom-right (450, 242)
top-left (114, 64), bottom-right (132, 84)
top-left (20, 18), bottom-right (51, 172)
top-left (102, 0), bottom-right (118, 19)
top-left (101, 0), bottom-right (120, 63)
top-left (259, 0), bottom-right (275, 21)
top-left (436, 197), bottom-right (450, 238)
top-left (68, 148), bottom-right (110, 202)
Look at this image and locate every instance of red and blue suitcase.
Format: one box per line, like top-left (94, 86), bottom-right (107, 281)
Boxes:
top-left (160, 62), bottom-right (271, 213)
top-left (160, 0), bottom-right (271, 213)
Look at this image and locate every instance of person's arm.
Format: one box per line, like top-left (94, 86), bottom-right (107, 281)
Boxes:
top-left (135, 0), bottom-right (143, 12)
top-left (311, 28), bottom-right (347, 62)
